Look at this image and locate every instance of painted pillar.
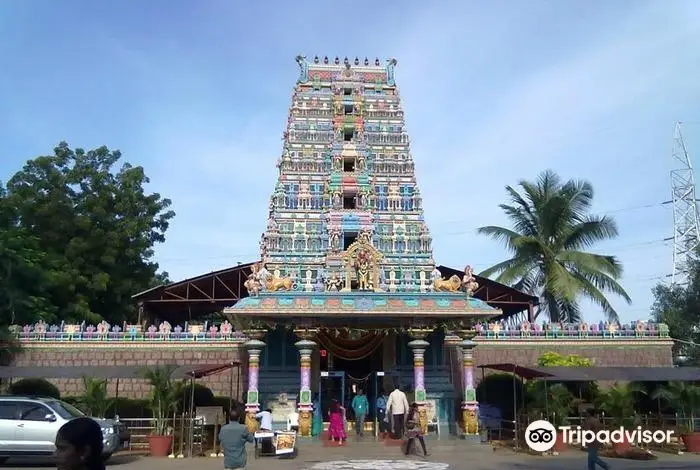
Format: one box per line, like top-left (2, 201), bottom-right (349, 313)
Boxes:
top-left (460, 338), bottom-right (478, 436)
top-left (295, 338), bottom-right (316, 437)
top-left (244, 339), bottom-right (265, 433)
top-left (407, 337), bottom-right (430, 435)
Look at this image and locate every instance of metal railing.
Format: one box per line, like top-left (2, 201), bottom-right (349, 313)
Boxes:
top-left (118, 416), bottom-right (205, 456)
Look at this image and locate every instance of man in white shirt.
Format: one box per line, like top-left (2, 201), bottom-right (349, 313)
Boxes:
top-left (255, 408), bottom-right (274, 455)
top-left (256, 408), bottom-right (273, 431)
top-left (386, 385), bottom-right (409, 439)
top-left (287, 410), bottom-right (299, 432)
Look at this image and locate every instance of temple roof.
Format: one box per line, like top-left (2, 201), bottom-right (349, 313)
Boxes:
top-left (132, 262), bottom-right (536, 323)
top-left (225, 291), bottom-right (499, 319)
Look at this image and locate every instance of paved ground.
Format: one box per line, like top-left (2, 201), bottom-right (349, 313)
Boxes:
top-left (2, 439), bottom-right (699, 470)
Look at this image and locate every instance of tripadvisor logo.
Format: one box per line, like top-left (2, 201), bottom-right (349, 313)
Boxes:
top-left (525, 420), bottom-right (674, 452)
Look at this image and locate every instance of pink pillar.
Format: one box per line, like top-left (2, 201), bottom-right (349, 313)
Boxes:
top-left (461, 339), bottom-right (478, 435)
top-left (295, 339), bottom-right (316, 437)
top-left (244, 339), bottom-right (265, 432)
top-left (407, 339), bottom-right (429, 403)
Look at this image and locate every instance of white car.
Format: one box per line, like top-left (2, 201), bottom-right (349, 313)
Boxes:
top-left (0, 396), bottom-right (126, 462)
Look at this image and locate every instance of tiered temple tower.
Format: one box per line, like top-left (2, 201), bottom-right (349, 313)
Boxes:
top-left (234, 55), bottom-right (494, 438)
top-left (259, 55), bottom-right (435, 291)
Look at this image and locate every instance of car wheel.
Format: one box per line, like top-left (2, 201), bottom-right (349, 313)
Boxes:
top-left (102, 453), bottom-right (112, 462)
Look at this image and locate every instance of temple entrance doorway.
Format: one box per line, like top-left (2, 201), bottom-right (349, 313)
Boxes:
top-left (332, 346), bottom-right (383, 422)
top-left (318, 371), bottom-right (345, 423)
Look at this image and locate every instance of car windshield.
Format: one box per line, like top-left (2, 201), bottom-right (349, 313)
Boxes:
top-left (49, 400), bottom-right (85, 419)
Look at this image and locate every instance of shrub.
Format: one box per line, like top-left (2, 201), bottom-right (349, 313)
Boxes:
top-left (9, 378), bottom-right (60, 398)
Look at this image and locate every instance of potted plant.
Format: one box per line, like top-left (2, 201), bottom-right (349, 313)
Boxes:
top-left (653, 381), bottom-right (700, 452)
top-left (527, 382), bottom-right (574, 452)
top-left (597, 383), bottom-right (644, 454)
top-left (142, 366), bottom-right (184, 457)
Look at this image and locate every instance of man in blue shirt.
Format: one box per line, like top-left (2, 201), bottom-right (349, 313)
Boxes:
top-left (376, 390), bottom-right (388, 438)
top-left (351, 389), bottom-right (369, 437)
top-left (219, 408), bottom-right (254, 469)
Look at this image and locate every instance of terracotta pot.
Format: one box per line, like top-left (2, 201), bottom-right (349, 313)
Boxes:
top-left (681, 432), bottom-right (700, 452)
top-left (613, 436), bottom-right (632, 455)
top-left (148, 435), bottom-right (173, 457)
top-left (553, 431), bottom-right (567, 452)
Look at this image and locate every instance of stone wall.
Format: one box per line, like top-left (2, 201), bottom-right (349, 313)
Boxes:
top-left (7, 338), bottom-right (673, 399)
top-left (10, 343), bottom-right (246, 399)
top-left (474, 339), bottom-right (673, 369)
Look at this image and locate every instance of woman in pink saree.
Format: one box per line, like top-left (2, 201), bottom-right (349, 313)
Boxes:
top-left (327, 400), bottom-right (346, 444)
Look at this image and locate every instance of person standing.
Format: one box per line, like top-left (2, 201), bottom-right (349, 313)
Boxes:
top-left (376, 390), bottom-right (389, 438)
top-left (386, 384), bottom-right (409, 439)
top-left (255, 408), bottom-right (274, 455)
top-left (328, 399), bottom-right (347, 444)
top-left (404, 403), bottom-right (429, 456)
top-left (584, 409), bottom-right (610, 470)
top-left (219, 409), bottom-right (254, 469)
top-left (351, 389), bottom-right (369, 437)
top-left (255, 408), bottom-right (273, 431)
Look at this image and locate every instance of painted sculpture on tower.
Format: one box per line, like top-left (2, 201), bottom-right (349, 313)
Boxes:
top-left (462, 265), bottom-right (479, 296)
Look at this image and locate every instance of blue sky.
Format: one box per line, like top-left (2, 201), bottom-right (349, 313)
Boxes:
top-left (1, 0), bottom-right (699, 324)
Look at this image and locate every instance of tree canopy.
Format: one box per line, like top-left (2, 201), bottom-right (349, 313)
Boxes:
top-left (478, 170), bottom-right (631, 323)
top-left (0, 142), bottom-right (174, 326)
top-left (651, 257), bottom-right (700, 365)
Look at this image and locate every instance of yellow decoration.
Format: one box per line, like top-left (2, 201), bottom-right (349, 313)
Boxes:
top-left (418, 406), bottom-right (428, 435)
top-left (463, 408), bottom-right (478, 434)
top-left (298, 410), bottom-right (312, 437)
top-left (433, 275), bottom-right (461, 292)
top-left (265, 275), bottom-right (295, 291)
top-left (245, 412), bottom-right (259, 433)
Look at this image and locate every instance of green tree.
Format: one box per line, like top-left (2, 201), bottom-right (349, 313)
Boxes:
top-left (478, 170), bottom-right (631, 323)
top-left (650, 259), bottom-right (700, 365)
top-left (1, 142), bottom-right (175, 324)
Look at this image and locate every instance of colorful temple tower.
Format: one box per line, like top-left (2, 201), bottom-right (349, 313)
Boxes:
top-left (228, 55), bottom-right (499, 437)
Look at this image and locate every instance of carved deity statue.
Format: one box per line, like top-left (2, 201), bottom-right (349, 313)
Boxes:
top-left (462, 265), bottom-right (479, 296)
top-left (329, 229), bottom-right (341, 252)
top-left (357, 153), bottom-right (365, 170)
top-left (358, 230), bottom-right (372, 245)
top-left (355, 249), bottom-right (373, 291)
top-left (244, 262), bottom-right (265, 296)
top-left (295, 55), bottom-right (309, 83)
top-left (325, 273), bottom-right (342, 291)
top-left (385, 58), bottom-right (397, 86)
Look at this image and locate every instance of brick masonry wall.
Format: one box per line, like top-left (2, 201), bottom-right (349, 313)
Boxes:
top-left (10, 344), bottom-right (247, 399)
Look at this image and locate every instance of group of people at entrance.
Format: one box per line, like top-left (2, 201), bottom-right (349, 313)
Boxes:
top-left (319, 385), bottom-right (428, 456)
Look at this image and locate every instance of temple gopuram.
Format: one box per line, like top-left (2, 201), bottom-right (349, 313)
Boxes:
top-left (227, 55), bottom-right (499, 436)
top-left (7, 56), bottom-right (673, 440)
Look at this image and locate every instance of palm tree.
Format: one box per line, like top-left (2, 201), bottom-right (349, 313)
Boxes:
top-left (79, 376), bottom-right (113, 418)
top-left (597, 382), bottom-right (645, 427)
top-left (652, 381), bottom-right (700, 433)
top-left (478, 170), bottom-right (630, 323)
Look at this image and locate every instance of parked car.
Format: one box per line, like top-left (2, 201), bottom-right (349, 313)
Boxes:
top-left (0, 396), bottom-right (129, 462)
